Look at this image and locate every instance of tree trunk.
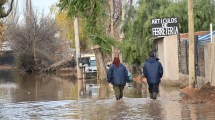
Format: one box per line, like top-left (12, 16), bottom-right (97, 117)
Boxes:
top-left (132, 64), bottom-right (142, 77)
top-left (118, 0), bottom-right (126, 62)
top-left (110, 0), bottom-right (115, 60)
top-left (92, 45), bottom-right (107, 81)
top-left (188, 0), bottom-right (195, 88)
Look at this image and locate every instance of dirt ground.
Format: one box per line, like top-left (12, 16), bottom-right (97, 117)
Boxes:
top-left (179, 82), bottom-right (215, 104)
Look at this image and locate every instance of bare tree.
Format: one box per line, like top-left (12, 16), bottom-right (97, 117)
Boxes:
top-left (5, 1), bottom-right (61, 73)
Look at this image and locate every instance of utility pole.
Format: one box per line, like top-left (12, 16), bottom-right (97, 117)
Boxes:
top-left (188, 0), bottom-right (195, 88)
top-left (74, 17), bottom-right (82, 79)
top-left (210, 23), bottom-right (213, 43)
top-left (119, 0), bottom-right (126, 62)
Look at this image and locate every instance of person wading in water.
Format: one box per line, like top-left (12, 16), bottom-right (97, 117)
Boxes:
top-left (143, 51), bottom-right (163, 100)
top-left (107, 57), bottom-right (129, 103)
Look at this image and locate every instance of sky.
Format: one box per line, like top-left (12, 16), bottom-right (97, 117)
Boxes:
top-left (15, 0), bottom-right (139, 23)
top-left (31, 0), bottom-right (58, 15)
top-left (18, 0), bottom-right (58, 16)
top-left (17, 0), bottom-right (139, 15)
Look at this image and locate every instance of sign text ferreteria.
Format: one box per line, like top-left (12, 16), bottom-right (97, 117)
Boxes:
top-left (151, 17), bottom-right (179, 36)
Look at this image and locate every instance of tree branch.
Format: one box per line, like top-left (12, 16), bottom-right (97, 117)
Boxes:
top-left (0, 0), bottom-right (14, 18)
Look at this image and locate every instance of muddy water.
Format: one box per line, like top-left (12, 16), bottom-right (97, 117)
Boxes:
top-left (1, 70), bottom-right (215, 120)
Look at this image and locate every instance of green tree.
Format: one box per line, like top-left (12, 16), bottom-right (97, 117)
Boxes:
top-left (121, 0), bottom-right (215, 75)
top-left (193, 0), bottom-right (215, 31)
top-left (121, 0), bottom-right (171, 75)
top-left (54, 10), bottom-right (89, 52)
top-left (58, 0), bottom-right (115, 81)
top-left (157, 0), bottom-right (215, 32)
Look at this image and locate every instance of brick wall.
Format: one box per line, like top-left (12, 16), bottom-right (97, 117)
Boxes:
top-left (179, 39), bottom-right (205, 77)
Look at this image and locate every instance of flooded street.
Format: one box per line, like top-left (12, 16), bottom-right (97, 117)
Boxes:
top-left (1, 70), bottom-right (215, 120)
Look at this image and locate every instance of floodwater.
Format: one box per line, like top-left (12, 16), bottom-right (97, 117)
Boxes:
top-left (1, 70), bottom-right (215, 120)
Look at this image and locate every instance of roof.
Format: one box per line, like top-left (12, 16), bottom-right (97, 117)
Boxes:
top-left (180, 31), bottom-right (209, 39)
top-left (151, 36), bottom-right (164, 42)
top-left (198, 31), bottom-right (215, 42)
top-left (151, 31), bottom-right (214, 43)
top-left (152, 31), bottom-right (210, 41)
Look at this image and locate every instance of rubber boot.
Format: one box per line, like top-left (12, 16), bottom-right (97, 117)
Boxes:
top-left (149, 93), bottom-right (153, 99)
top-left (152, 92), bottom-right (157, 100)
top-left (115, 94), bottom-right (120, 100)
top-left (119, 94), bottom-right (123, 99)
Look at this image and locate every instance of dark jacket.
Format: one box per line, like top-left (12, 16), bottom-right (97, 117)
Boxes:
top-left (107, 64), bottom-right (129, 86)
top-left (143, 57), bottom-right (163, 84)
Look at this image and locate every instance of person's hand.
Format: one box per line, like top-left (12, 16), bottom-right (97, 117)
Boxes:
top-left (142, 77), bottom-right (147, 84)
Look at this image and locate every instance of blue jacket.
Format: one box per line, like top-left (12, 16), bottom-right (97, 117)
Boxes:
top-left (143, 57), bottom-right (163, 84)
top-left (107, 64), bottom-right (129, 86)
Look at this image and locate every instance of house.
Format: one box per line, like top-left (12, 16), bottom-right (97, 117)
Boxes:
top-left (153, 31), bottom-right (211, 81)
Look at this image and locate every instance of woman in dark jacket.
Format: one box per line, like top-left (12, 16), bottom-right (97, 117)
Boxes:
top-left (107, 57), bottom-right (129, 101)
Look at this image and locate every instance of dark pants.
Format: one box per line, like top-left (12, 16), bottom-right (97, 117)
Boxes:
top-left (148, 83), bottom-right (159, 99)
top-left (113, 85), bottom-right (125, 100)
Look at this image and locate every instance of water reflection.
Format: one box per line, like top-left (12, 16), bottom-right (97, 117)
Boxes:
top-left (0, 69), bottom-right (16, 82)
top-left (1, 70), bottom-right (215, 119)
top-left (0, 100), bottom-right (81, 119)
top-left (15, 74), bottom-right (80, 102)
top-left (147, 100), bottom-right (165, 120)
top-left (124, 82), bottom-right (148, 98)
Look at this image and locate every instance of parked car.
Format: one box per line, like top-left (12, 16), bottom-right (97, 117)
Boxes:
top-left (84, 56), bottom-right (97, 79)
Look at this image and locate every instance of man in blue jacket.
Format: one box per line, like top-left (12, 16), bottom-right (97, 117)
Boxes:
top-left (143, 51), bottom-right (163, 99)
top-left (107, 57), bottom-right (129, 102)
